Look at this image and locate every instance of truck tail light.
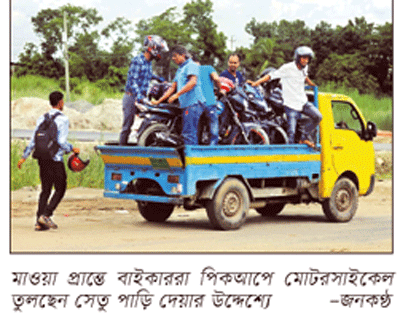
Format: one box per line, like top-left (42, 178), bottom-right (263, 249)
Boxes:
top-left (168, 175), bottom-right (180, 183)
top-left (111, 173), bottom-right (122, 181)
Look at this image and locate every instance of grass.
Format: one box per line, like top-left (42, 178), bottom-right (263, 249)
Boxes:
top-left (319, 82), bottom-right (393, 131)
top-left (11, 75), bottom-right (123, 105)
top-left (11, 140), bottom-right (104, 191)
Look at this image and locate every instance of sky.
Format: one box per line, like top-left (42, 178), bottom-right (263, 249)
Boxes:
top-left (10, 0), bottom-right (393, 62)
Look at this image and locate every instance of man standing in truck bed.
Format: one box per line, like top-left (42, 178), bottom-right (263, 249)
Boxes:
top-left (151, 46), bottom-right (206, 145)
top-left (249, 46), bottom-right (322, 147)
top-left (119, 35), bottom-right (168, 145)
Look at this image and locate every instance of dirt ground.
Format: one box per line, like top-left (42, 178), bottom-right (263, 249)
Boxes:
top-left (10, 178), bottom-right (392, 253)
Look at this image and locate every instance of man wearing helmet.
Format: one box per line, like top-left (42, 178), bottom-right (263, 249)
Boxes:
top-left (119, 35), bottom-right (169, 145)
top-left (248, 46), bottom-right (322, 147)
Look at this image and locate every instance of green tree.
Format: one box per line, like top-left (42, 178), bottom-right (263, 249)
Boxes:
top-left (135, 7), bottom-right (192, 80)
top-left (316, 53), bottom-right (379, 94)
top-left (182, 0), bottom-right (227, 67)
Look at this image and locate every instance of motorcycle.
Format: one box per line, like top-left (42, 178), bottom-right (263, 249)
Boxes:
top-left (221, 78), bottom-right (288, 145)
top-left (135, 81), bottom-right (269, 147)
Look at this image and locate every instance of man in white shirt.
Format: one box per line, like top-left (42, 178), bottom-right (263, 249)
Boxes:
top-left (249, 46), bottom-right (322, 147)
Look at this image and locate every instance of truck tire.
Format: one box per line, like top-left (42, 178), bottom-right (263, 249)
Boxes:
top-left (322, 178), bottom-right (358, 222)
top-left (206, 178), bottom-right (249, 230)
top-left (137, 123), bottom-right (168, 147)
top-left (137, 201), bottom-right (175, 222)
top-left (255, 203), bottom-right (286, 217)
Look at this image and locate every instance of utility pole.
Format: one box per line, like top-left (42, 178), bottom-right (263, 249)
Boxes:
top-left (63, 11), bottom-right (70, 102)
top-left (229, 36), bottom-right (236, 51)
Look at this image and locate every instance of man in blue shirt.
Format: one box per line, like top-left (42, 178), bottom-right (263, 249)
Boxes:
top-left (220, 53), bottom-right (244, 86)
top-left (152, 46), bottom-right (206, 145)
top-left (192, 55), bottom-right (222, 145)
top-left (17, 91), bottom-right (80, 231)
top-left (119, 35), bottom-right (168, 145)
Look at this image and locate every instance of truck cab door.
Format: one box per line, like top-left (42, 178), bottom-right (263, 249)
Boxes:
top-left (330, 100), bottom-right (375, 194)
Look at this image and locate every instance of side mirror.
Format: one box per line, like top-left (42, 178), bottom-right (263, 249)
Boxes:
top-left (364, 121), bottom-right (377, 141)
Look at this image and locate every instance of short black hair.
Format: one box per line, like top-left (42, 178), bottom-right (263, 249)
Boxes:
top-left (171, 45), bottom-right (188, 56)
top-left (228, 53), bottom-right (241, 61)
top-left (191, 54), bottom-right (200, 63)
top-left (49, 91), bottom-right (64, 107)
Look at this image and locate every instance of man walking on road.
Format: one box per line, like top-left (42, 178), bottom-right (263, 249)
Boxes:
top-left (17, 91), bottom-right (80, 231)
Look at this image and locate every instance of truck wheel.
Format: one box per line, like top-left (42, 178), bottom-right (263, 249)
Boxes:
top-left (322, 178), bottom-right (358, 222)
top-left (255, 203), bottom-right (286, 217)
top-left (137, 123), bottom-right (168, 146)
top-left (206, 178), bottom-right (249, 230)
top-left (137, 201), bottom-right (175, 222)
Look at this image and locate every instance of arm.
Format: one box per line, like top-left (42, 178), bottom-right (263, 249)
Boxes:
top-left (305, 76), bottom-right (316, 87)
top-left (17, 116), bottom-right (43, 168)
top-left (168, 75), bottom-right (197, 104)
top-left (210, 72), bottom-right (222, 90)
top-left (126, 58), bottom-right (145, 100)
top-left (151, 82), bottom-right (177, 105)
top-left (248, 74), bottom-right (271, 87)
top-left (57, 117), bottom-right (79, 155)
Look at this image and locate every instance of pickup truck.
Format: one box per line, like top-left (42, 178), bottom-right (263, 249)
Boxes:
top-left (96, 88), bottom-right (377, 230)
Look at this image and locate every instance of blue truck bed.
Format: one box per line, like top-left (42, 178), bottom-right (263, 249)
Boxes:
top-left (96, 144), bottom-right (321, 205)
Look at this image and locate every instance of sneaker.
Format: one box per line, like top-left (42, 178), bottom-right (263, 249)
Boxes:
top-left (38, 215), bottom-right (58, 229)
top-left (34, 222), bottom-right (49, 231)
top-left (299, 139), bottom-right (316, 149)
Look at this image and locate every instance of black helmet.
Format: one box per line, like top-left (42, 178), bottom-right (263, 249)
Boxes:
top-left (143, 35), bottom-right (169, 61)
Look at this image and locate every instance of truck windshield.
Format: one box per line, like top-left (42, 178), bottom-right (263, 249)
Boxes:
top-left (331, 101), bottom-right (363, 136)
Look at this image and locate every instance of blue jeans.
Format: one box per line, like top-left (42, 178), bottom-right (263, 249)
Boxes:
top-left (285, 102), bottom-right (322, 144)
top-left (119, 94), bottom-right (136, 145)
top-left (203, 105), bottom-right (219, 145)
top-left (182, 102), bottom-right (205, 145)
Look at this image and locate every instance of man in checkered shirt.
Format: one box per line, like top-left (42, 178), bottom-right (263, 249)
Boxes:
top-left (119, 35), bottom-right (168, 145)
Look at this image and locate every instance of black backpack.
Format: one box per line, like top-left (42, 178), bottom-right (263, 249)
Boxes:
top-left (32, 112), bottom-right (61, 160)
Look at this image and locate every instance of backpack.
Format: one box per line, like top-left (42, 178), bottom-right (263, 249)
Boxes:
top-left (32, 112), bottom-right (61, 160)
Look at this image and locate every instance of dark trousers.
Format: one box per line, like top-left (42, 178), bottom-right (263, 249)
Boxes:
top-left (37, 159), bottom-right (67, 220)
top-left (119, 93), bottom-right (137, 145)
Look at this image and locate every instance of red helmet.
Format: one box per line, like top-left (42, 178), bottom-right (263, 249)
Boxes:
top-left (220, 77), bottom-right (235, 92)
top-left (68, 153), bottom-right (90, 172)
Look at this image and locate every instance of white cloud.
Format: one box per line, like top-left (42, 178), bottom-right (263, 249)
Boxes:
top-left (33, 0), bottom-right (101, 10)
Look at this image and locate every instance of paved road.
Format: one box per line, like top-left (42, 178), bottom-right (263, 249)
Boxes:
top-left (11, 129), bottom-right (392, 151)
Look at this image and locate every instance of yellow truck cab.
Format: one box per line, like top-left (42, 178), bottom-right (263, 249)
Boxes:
top-left (318, 92), bottom-right (377, 221)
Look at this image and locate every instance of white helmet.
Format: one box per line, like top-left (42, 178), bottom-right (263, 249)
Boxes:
top-left (294, 46), bottom-right (314, 67)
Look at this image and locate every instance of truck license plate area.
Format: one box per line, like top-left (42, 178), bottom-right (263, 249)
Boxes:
top-left (149, 157), bottom-right (170, 170)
